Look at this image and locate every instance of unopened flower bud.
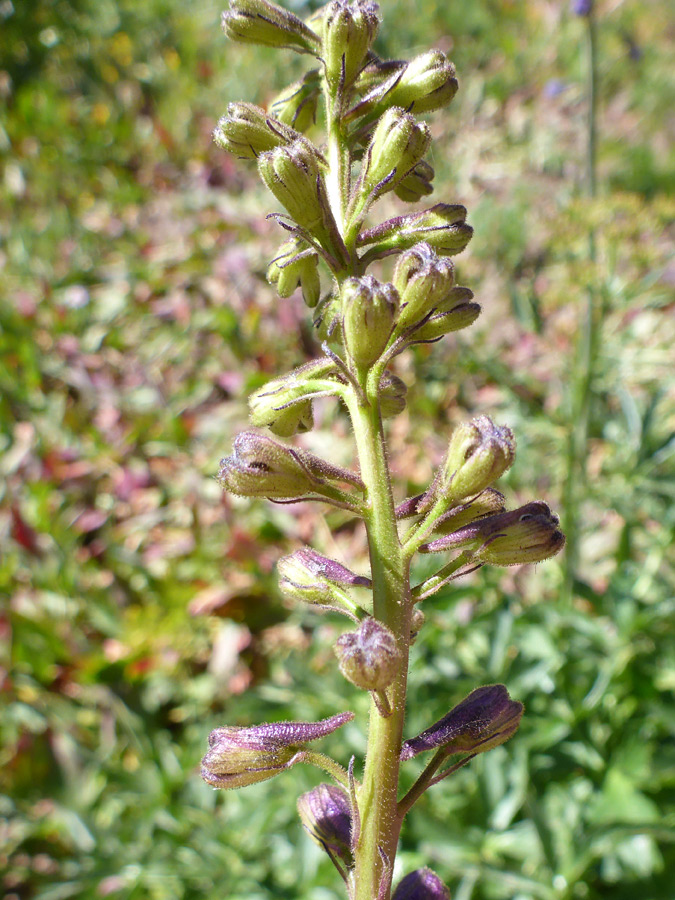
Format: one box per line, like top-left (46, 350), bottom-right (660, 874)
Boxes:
top-left (218, 431), bottom-right (317, 499)
top-left (258, 139), bottom-right (338, 249)
top-left (202, 711), bottom-right (353, 789)
top-left (335, 617), bottom-right (400, 691)
top-left (267, 239), bottom-right (320, 307)
top-left (324, 0), bottom-right (380, 90)
top-left (270, 69), bottom-right (321, 132)
top-left (383, 50), bottom-right (458, 114)
top-left (421, 501), bottom-right (565, 566)
top-left (379, 371), bottom-right (407, 418)
top-left (392, 868), bottom-right (451, 900)
top-left (249, 359), bottom-right (336, 436)
top-left (278, 547), bottom-right (370, 614)
top-left (411, 287), bottom-right (480, 342)
top-left (297, 783), bottom-right (353, 863)
top-left (358, 204), bottom-right (473, 261)
top-left (394, 160), bottom-right (435, 202)
top-left (409, 607), bottom-right (425, 644)
top-left (354, 108), bottom-right (431, 209)
top-left (342, 275), bottom-right (399, 367)
top-left (222, 0), bottom-right (321, 54)
top-left (314, 295), bottom-right (343, 341)
top-left (400, 684), bottom-right (523, 761)
top-left (218, 431), bottom-right (362, 501)
top-left (431, 488), bottom-right (506, 536)
top-left (430, 415), bottom-right (516, 506)
top-left (393, 242), bottom-right (455, 331)
top-left (213, 102), bottom-right (298, 159)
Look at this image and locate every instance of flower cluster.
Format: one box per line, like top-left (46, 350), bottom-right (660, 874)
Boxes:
top-left (203, 2), bottom-right (564, 897)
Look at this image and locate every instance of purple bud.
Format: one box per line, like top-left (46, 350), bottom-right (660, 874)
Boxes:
top-left (202, 711), bottom-right (353, 790)
top-left (297, 783), bottom-right (353, 864)
top-left (392, 868), bottom-right (451, 900)
top-left (571, 0), bottom-right (593, 16)
top-left (294, 548), bottom-right (372, 588)
top-left (400, 684), bottom-right (523, 761)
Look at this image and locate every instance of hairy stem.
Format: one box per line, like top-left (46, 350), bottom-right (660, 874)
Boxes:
top-left (347, 392), bottom-right (411, 900)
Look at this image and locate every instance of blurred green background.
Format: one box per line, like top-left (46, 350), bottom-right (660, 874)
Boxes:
top-left (2, 0), bottom-right (674, 898)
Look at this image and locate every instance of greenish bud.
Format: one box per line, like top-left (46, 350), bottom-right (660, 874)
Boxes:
top-left (394, 160), bottom-right (435, 202)
top-left (217, 431), bottom-right (318, 499)
top-left (324, 0), bottom-right (381, 90)
top-left (221, 0), bottom-right (321, 54)
top-left (431, 487), bottom-right (506, 536)
top-left (393, 242), bottom-right (455, 331)
top-left (335, 617), bottom-right (400, 691)
top-left (357, 204), bottom-right (473, 262)
top-left (249, 359), bottom-right (337, 436)
top-left (409, 608), bottom-right (425, 644)
top-left (267, 238), bottom-right (321, 307)
top-left (353, 108), bottom-right (431, 211)
top-left (218, 431), bottom-right (363, 502)
top-left (278, 547), bottom-right (370, 615)
top-left (201, 711), bottom-right (354, 789)
top-left (314, 294), bottom-right (343, 342)
top-left (383, 50), bottom-right (458, 114)
top-left (431, 415), bottom-right (516, 506)
top-left (411, 288), bottom-right (481, 342)
top-left (393, 868), bottom-right (451, 900)
top-left (400, 684), bottom-right (522, 761)
top-left (297, 783), bottom-right (353, 864)
top-left (269, 69), bottom-right (321, 132)
top-left (421, 501), bottom-right (565, 566)
top-left (258, 139), bottom-right (338, 251)
top-left (379, 371), bottom-right (407, 418)
top-left (213, 102), bottom-right (298, 159)
top-left (342, 275), bottom-right (399, 367)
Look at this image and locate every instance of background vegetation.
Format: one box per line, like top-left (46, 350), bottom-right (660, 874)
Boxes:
top-left (2, 0), bottom-right (674, 898)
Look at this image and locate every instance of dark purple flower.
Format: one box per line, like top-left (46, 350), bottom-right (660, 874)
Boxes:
top-left (393, 867), bottom-right (451, 900)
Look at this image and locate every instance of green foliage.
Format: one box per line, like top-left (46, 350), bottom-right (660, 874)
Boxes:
top-left (2, 0), bottom-right (673, 898)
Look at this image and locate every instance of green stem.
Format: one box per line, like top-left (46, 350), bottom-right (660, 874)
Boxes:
top-left (563, 8), bottom-right (600, 602)
top-left (347, 392), bottom-right (411, 900)
top-left (301, 750), bottom-right (351, 789)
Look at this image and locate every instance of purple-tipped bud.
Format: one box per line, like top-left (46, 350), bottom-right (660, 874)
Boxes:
top-left (222, 0), bottom-right (321, 54)
top-left (421, 501), bottom-right (565, 567)
top-left (393, 242), bottom-right (455, 331)
top-left (202, 711), bottom-right (354, 790)
top-left (355, 108), bottom-right (431, 208)
top-left (400, 684), bottom-right (523, 761)
top-left (267, 238), bottom-right (320, 307)
top-left (213, 102), bottom-right (299, 159)
top-left (218, 431), bottom-right (362, 502)
top-left (392, 868), bottom-right (451, 900)
top-left (297, 783), bottom-right (353, 864)
top-left (324, 0), bottom-right (381, 89)
top-left (278, 547), bottom-right (370, 615)
top-left (431, 488), bottom-right (506, 536)
top-left (358, 204), bottom-right (473, 262)
top-left (394, 160), bottom-right (435, 202)
top-left (381, 50), bottom-right (458, 115)
top-left (335, 617), bottom-right (401, 691)
top-left (270, 69), bottom-right (321, 132)
top-left (411, 288), bottom-right (481, 342)
top-left (342, 275), bottom-right (399, 367)
top-left (258, 139), bottom-right (339, 252)
top-left (379, 371), bottom-right (408, 418)
top-left (427, 415), bottom-right (515, 509)
top-left (248, 359), bottom-right (337, 437)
